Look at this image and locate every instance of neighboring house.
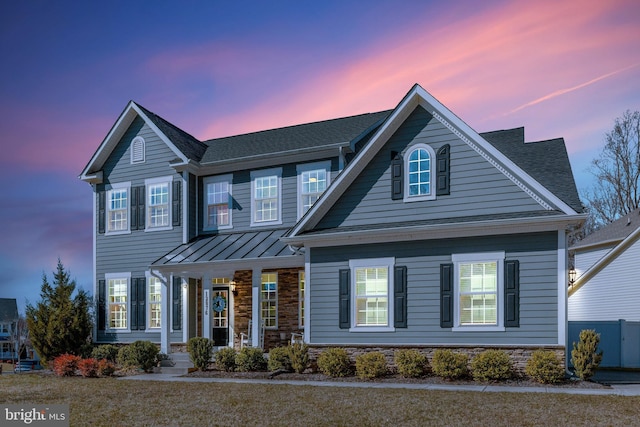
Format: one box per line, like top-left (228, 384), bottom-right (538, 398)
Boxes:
top-left (569, 207), bottom-right (640, 321)
top-left (80, 84), bottom-right (584, 367)
top-left (0, 298), bottom-right (18, 360)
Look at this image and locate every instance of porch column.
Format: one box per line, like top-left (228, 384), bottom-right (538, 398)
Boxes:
top-left (160, 274), bottom-right (171, 354)
top-left (251, 268), bottom-right (261, 347)
top-left (203, 274), bottom-right (212, 340)
top-left (182, 279), bottom-right (189, 343)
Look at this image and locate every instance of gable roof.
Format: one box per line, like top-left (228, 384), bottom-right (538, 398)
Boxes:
top-left (0, 298), bottom-right (18, 323)
top-left (199, 111), bottom-right (392, 164)
top-left (571, 207), bottom-right (640, 251)
top-left (285, 84), bottom-right (583, 241)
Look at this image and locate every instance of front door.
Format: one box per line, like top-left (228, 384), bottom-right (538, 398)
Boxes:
top-left (211, 288), bottom-right (229, 347)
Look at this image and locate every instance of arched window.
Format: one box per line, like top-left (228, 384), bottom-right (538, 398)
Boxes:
top-left (405, 144), bottom-right (435, 200)
top-left (131, 136), bottom-right (145, 164)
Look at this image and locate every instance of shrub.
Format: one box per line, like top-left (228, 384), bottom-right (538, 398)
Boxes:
top-left (78, 358), bottom-right (100, 378)
top-left (526, 350), bottom-right (565, 384)
top-left (395, 349), bottom-right (430, 378)
top-left (268, 346), bottom-right (292, 372)
top-left (317, 348), bottom-right (352, 377)
top-left (215, 347), bottom-right (237, 372)
top-left (288, 343), bottom-right (310, 374)
top-left (571, 329), bottom-right (603, 381)
top-left (51, 354), bottom-right (81, 377)
top-left (97, 359), bottom-right (116, 377)
top-left (471, 350), bottom-right (513, 382)
top-left (117, 341), bottom-right (159, 372)
top-left (235, 347), bottom-right (267, 372)
top-left (91, 344), bottom-right (119, 363)
top-left (187, 337), bottom-right (214, 371)
top-left (431, 349), bottom-right (469, 380)
top-left (355, 351), bottom-right (387, 380)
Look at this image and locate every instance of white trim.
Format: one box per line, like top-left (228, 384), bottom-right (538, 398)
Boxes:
top-left (297, 161), bottom-right (331, 220)
top-left (348, 257), bottom-right (395, 332)
top-left (105, 272), bottom-right (131, 332)
top-left (403, 143), bottom-right (436, 202)
top-left (105, 182), bottom-right (131, 236)
top-left (203, 174), bottom-right (233, 231)
top-left (145, 273), bottom-right (162, 331)
top-left (557, 230), bottom-right (567, 347)
top-left (144, 176), bottom-right (173, 232)
top-left (92, 189), bottom-right (98, 342)
top-left (303, 250), bottom-right (311, 343)
top-left (298, 270), bottom-right (305, 329)
top-left (452, 252), bottom-right (505, 331)
top-left (250, 168), bottom-right (282, 227)
top-left (130, 136), bottom-right (145, 164)
top-left (182, 171), bottom-right (188, 244)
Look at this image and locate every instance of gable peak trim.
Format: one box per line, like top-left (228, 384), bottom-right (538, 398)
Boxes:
top-left (431, 110), bottom-right (554, 212)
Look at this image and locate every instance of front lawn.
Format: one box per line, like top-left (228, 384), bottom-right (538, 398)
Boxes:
top-left (1, 374), bottom-right (638, 426)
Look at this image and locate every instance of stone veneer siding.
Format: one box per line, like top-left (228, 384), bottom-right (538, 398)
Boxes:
top-left (307, 345), bottom-right (566, 375)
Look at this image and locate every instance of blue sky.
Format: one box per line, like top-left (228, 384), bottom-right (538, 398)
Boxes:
top-left (1, 0), bottom-right (638, 312)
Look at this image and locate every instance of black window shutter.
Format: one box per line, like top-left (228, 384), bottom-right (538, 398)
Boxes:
top-left (391, 152), bottom-right (403, 200)
top-left (130, 186), bottom-right (138, 230)
top-left (130, 278), bottom-right (139, 330)
top-left (394, 266), bottom-right (407, 328)
top-left (440, 263), bottom-right (454, 328)
top-left (436, 144), bottom-right (450, 196)
top-left (172, 180), bottom-right (182, 226)
top-left (137, 186), bottom-right (145, 230)
top-left (338, 269), bottom-right (350, 329)
top-left (98, 191), bottom-right (105, 234)
top-left (504, 260), bottom-right (520, 327)
top-left (172, 277), bottom-right (182, 330)
top-left (98, 279), bottom-right (106, 330)
top-left (137, 277), bottom-right (146, 330)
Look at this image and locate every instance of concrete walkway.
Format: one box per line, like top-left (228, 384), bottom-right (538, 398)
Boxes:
top-left (120, 373), bottom-right (640, 396)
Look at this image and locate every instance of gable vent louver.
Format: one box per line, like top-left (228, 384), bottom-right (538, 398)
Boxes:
top-left (131, 136), bottom-right (145, 164)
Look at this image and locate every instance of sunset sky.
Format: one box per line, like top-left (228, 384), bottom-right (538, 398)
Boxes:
top-left (1, 0), bottom-right (638, 312)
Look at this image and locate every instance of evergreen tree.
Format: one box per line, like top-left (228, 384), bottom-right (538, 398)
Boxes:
top-left (26, 259), bottom-right (93, 365)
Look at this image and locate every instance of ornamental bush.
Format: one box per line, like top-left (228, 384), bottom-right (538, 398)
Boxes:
top-left (394, 349), bottom-right (430, 378)
top-left (187, 337), bottom-right (214, 371)
top-left (215, 347), bottom-right (237, 372)
top-left (51, 354), bottom-right (81, 377)
top-left (431, 349), bottom-right (469, 380)
top-left (571, 329), bottom-right (603, 381)
top-left (525, 350), bottom-right (565, 384)
top-left (235, 347), bottom-right (267, 372)
top-left (117, 340), bottom-right (159, 372)
top-left (268, 346), bottom-right (292, 372)
top-left (471, 349), bottom-right (513, 382)
top-left (78, 358), bottom-right (100, 378)
top-left (97, 359), bottom-right (116, 377)
top-left (355, 351), bottom-right (387, 380)
top-left (288, 343), bottom-right (310, 374)
top-left (317, 348), bottom-right (352, 377)
top-left (91, 344), bottom-right (119, 363)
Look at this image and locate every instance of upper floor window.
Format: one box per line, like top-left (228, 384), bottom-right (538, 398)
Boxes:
top-left (131, 136), bottom-right (145, 164)
top-left (0, 324), bottom-right (9, 334)
top-left (297, 161), bottom-right (330, 219)
top-left (145, 176), bottom-right (172, 230)
top-left (106, 183), bottom-right (130, 234)
top-left (204, 175), bottom-right (232, 230)
top-left (251, 168), bottom-right (282, 226)
top-left (405, 144), bottom-right (436, 201)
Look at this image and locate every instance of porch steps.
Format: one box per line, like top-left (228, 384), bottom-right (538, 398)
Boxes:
top-left (158, 352), bottom-right (193, 375)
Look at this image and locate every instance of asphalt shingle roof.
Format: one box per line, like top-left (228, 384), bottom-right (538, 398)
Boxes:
top-left (571, 207), bottom-right (640, 250)
top-left (0, 298), bottom-right (18, 323)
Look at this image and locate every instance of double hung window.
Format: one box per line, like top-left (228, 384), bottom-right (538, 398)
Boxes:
top-left (204, 175), bottom-right (232, 229)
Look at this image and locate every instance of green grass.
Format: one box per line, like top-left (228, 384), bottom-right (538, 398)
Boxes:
top-left (1, 374), bottom-right (639, 426)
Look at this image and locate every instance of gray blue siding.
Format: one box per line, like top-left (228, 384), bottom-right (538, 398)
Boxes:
top-left (308, 232), bottom-right (559, 346)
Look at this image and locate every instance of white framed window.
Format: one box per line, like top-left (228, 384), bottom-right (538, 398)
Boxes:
top-left (298, 271), bottom-right (305, 328)
top-left (251, 168), bottom-right (282, 226)
top-left (297, 161), bottom-right (330, 219)
top-left (106, 182), bottom-right (130, 234)
top-left (452, 252), bottom-right (505, 331)
top-left (349, 258), bottom-right (395, 332)
top-left (147, 276), bottom-right (162, 329)
top-left (204, 175), bottom-right (232, 230)
top-left (106, 273), bottom-right (130, 330)
top-left (145, 176), bottom-right (172, 231)
top-left (131, 136), bottom-right (145, 164)
top-left (0, 324), bottom-right (9, 334)
top-left (404, 144), bottom-right (436, 202)
top-left (261, 273), bottom-right (277, 328)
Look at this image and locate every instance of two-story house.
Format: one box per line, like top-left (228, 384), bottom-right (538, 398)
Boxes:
top-left (0, 298), bottom-right (18, 360)
top-left (81, 84), bottom-right (584, 366)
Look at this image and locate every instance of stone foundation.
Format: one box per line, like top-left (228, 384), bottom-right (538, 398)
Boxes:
top-left (307, 345), bottom-right (566, 374)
